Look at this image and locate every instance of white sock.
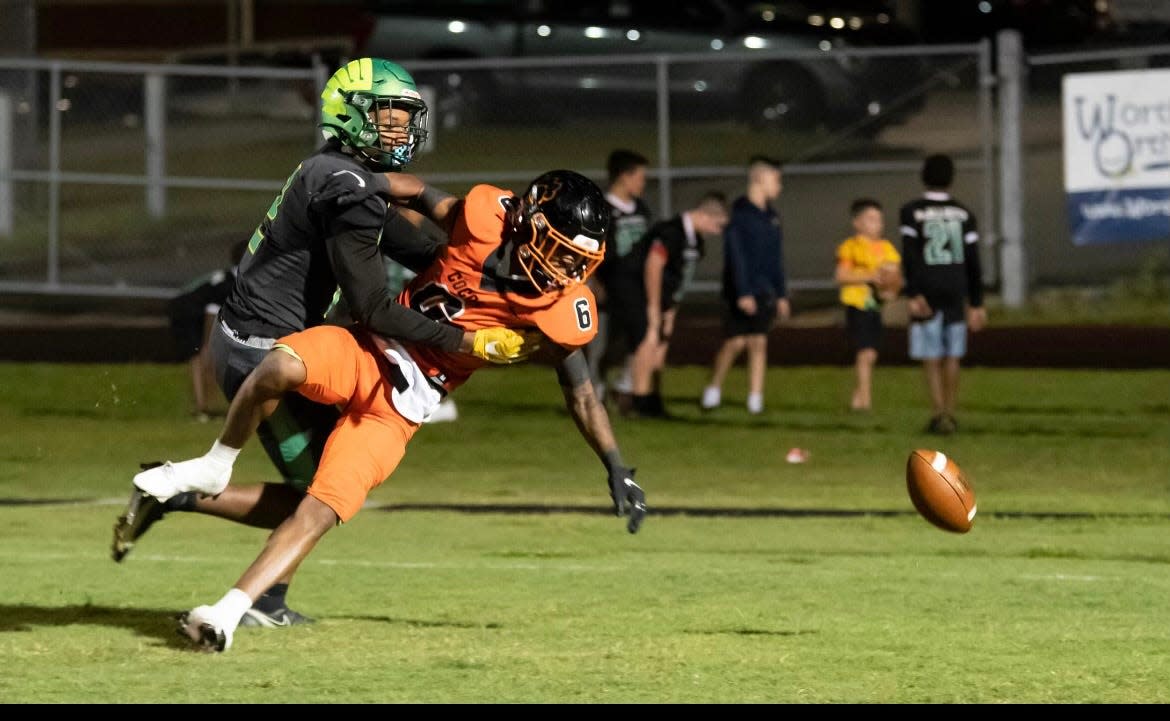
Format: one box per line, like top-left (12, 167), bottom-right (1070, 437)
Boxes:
top-left (213, 588), bottom-right (253, 627)
top-left (206, 439), bottom-right (241, 468)
top-left (613, 359), bottom-right (634, 394)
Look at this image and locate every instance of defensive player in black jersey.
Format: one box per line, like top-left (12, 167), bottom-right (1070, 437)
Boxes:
top-left (112, 58), bottom-right (536, 626)
top-left (899, 154), bottom-right (987, 435)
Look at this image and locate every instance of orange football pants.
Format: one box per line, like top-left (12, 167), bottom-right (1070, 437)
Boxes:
top-left (275, 325), bottom-right (419, 523)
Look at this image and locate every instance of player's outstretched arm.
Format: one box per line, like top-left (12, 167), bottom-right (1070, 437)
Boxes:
top-left (383, 172), bottom-right (462, 234)
top-left (554, 348), bottom-right (647, 534)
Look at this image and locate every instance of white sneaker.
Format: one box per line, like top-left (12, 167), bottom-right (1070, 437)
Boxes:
top-left (427, 399), bottom-right (459, 423)
top-left (747, 393), bottom-right (764, 415)
top-left (133, 457), bottom-right (231, 502)
top-left (177, 604), bottom-right (236, 652)
top-left (700, 386), bottom-right (721, 411)
top-left (612, 359), bottom-right (634, 395)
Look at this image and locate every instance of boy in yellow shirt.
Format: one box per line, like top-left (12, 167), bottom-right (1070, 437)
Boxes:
top-left (834, 198), bottom-right (902, 412)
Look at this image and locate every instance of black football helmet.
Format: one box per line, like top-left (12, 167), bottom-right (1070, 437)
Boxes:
top-left (510, 170), bottom-right (609, 292)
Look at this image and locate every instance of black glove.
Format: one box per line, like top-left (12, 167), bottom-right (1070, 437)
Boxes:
top-left (607, 466), bottom-right (647, 534)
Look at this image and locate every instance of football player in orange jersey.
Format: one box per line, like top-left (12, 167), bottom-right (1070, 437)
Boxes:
top-left (147, 169), bottom-right (646, 652)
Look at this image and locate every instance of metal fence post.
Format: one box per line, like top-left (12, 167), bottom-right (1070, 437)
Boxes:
top-left (0, 92), bottom-right (12, 238)
top-left (312, 58), bottom-right (328, 149)
top-left (47, 63), bottom-right (60, 285)
top-left (655, 55), bottom-right (671, 219)
top-left (978, 37), bottom-right (997, 287)
top-left (145, 72), bottom-right (166, 218)
top-left (997, 29), bottom-right (1027, 307)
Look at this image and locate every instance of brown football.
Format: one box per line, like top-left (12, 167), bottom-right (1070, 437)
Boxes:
top-left (906, 449), bottom-right (977, 533)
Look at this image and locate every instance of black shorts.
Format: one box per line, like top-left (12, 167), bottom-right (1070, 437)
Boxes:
top-left (845, 306), bottom-right (884, 352)
top-left (209, 317), bottom-right (339, 492)
top-left (722, 294), bottom-right (777, 338)
top-left (605, 278), bottom-right (652, 351)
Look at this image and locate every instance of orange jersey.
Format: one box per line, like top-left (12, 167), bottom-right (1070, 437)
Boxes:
top-left (395, 184), bottom-right (598, 392)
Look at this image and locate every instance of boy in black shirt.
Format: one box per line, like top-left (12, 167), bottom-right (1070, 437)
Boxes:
top-left (609, 192), bottom-right (728, 417)
top-left (899, 154), bottom-right (987, 435)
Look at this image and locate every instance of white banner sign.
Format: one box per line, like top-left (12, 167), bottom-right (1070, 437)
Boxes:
top-left (1062, 69), bottom-right (1170, 245)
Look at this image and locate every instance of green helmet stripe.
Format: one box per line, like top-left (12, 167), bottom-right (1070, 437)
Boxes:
top-left (350, 57), bottom-right (374, 89)
top-left (320, 58), bottom-right (374, 119)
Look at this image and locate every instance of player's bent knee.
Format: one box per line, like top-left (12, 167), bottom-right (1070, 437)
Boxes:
top-left (259, 347), bottom-right (308, 393)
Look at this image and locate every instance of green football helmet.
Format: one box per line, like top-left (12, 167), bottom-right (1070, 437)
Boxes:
top-left (319, 57), bottom-right (429, 171)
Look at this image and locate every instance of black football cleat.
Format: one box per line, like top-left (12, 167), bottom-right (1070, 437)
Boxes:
top-left (926, 415), bottom-right (955, 436)
top-left (626, 499), bottom-right (647, 535)
top-left (111, 462), bottom-right (167, 562)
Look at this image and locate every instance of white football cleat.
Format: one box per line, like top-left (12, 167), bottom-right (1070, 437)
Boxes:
top-left (177, 605), bottom-right (235, 653)
top-left (133, 457), bottom-right (231, 502)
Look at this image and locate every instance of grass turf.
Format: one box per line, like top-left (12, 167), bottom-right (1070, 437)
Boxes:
top-left (0, 362), bottom-right (1167, 702)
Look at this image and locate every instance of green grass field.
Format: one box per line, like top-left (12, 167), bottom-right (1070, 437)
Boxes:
top-left (1, 361), bottom-right (1169, 702)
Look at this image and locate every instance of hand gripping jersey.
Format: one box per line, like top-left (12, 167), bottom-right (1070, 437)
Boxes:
top-left (390, 184), bottom-right (599, 397)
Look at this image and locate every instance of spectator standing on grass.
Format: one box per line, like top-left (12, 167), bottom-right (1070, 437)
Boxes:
top-left (700, 156), bottom-right (789, 416)
top-left (834, 198), bottom-right (902, 413)
top-left (608, 192), bottom-right (728, 418)
top-left (898, 153), bottom-right (986, 435)
top-left (586, 149), bottom-right (653, 411)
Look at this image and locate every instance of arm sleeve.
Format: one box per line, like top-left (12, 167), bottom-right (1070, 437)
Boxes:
top-left (964, 232), bottom-right (984, 308)
top-left (404, 183), bottom-right (456, 220)
top-left (772, 223), bottom-right (787, 299)
top-left (724, 222), bottom-right (752, 298)
top-left (555, 348), bottom-right (622, 467)
top-left (325, 202), bottom-right (462, 352)
top-left (379, 208), bottom-right (445, 274)
top-left (900, 205), bottom-right (923, 298)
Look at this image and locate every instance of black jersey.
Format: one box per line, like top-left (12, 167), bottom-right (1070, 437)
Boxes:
top-left (899, 191), bottom-right (984, 319)
top-left (222, 142), bottom-right (460, 351)
top-left (596, 194), bottom-right (653, 289)
top-left (636, 215), bottom-right (705, 311)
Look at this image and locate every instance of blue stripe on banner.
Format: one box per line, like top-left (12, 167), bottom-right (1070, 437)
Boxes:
top-left (1067, 188), bottom-right (1170, 245)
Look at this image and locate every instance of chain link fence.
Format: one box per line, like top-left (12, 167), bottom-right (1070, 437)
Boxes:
top-left (0, 42), bottom-right (1020, 306)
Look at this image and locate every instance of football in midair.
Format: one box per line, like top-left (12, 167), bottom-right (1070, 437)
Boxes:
top-left (906, 449), bottom-right (976, 533)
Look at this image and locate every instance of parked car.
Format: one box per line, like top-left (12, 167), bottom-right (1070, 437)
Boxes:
top-left (358, 0), bottom-right (928, 132)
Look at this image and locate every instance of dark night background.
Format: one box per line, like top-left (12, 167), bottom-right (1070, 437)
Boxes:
top-left (9, 1), bottom-right (1167, 61)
